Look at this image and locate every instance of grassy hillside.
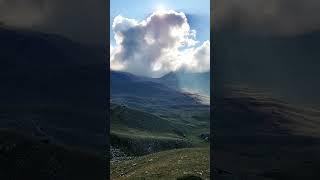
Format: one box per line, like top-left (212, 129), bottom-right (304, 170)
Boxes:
top-left (111, 148), bottom-right (209, 180)
top-left (0, 129), bottom-right (105, 180)
top-left (110, 103), bottom-right (209, 156)
top-left (110, 70), bottom-right (210, 178)
top-left (111, 103), bottom-right (176, 134)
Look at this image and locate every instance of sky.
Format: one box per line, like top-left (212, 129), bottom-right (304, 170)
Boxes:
top-left (110, 0), bottom-right (210, 45)
top-left (110, 0), bottom-right (210, 77)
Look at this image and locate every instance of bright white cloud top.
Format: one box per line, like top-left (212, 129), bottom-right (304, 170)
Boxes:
top-left (110, 10), bottom-right (210, 78)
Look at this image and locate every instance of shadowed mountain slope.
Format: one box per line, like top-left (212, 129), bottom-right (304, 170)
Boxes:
top-left (213, 87), bottom-right (320, 180)
top-left (0, 27), bottom-right (107, 179)
top-left (0, 27), bottom-right (106, 151)
top-left (214, 31), bottom-right (320, 107)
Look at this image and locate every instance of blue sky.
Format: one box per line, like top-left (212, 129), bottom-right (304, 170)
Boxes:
top-left (110, 0), bottom-right (210, 45)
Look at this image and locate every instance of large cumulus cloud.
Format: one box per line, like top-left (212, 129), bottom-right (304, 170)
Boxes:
top-left (110, 10), bottom-right (210, 77)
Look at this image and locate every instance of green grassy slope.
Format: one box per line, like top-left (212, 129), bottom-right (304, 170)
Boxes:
top-left (111, 103), bottom-right (176, 134)
top-left (110, 103), bottom-right (209, 156)
top-left (110, 71), bottom-right (210, 179)
top-left (111, 148), bottom-right (209, 180)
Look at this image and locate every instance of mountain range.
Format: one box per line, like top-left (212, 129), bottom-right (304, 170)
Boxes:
top-left (110, 70), bottom-right (210, 156)
top-left (110, 70), bottom-right (210, 179)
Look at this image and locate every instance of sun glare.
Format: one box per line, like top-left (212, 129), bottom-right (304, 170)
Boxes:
top-left (155, 4), bottom-right (166, 13)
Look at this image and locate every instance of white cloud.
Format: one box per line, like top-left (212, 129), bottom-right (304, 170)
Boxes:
top-left (110, 10), bottom-right (210, 77)
top-left (180, 40), bottom-right (210, 73)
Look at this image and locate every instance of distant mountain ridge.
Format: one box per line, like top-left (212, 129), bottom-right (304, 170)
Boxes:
top-left (157, 70), bottom-right (210, 96)
top-left (111, 70), bottom-right (210, 98)
top-left (110, 70), bottom-right (205, 108)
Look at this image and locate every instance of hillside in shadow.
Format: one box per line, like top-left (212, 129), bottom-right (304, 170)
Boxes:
top-left (0, 26), bottom-right (107, 179)
top-left (212, 30), bottom-right (320, 179)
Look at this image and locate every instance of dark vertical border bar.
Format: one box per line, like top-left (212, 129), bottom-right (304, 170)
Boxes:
top-left (106, 0), bottom-right (111, 179)
top-left (210, 0), bottom-right (215, 178)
